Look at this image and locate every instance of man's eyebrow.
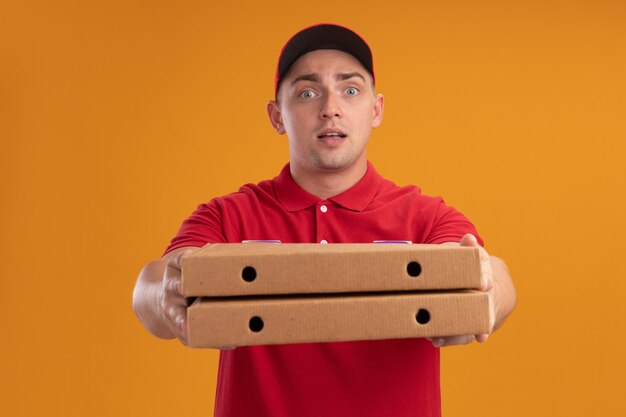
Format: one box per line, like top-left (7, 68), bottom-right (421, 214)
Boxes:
top-left (291, 73), bottom-right (320, 86)
top-left (337, 72), bottom-right (366, 82)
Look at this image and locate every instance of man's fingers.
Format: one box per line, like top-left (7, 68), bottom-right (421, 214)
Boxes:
top-left (475, 333), bottom-right (490, 343)
top-left (162, 302), bottom-right (189, 345)
top-left (160, 251), bottom-right (196, 345)
top-left (459, 233), bottom-right (478, 247)
top-left (427, 332), bottom-right (490, 347)
top-left (162, 300), bottom-right (186, 327)
top-left (459, 233), bottom-right (493, 291)
top-left (429, 334), bottom-right (476, 347)
top-left (167, 249), bottom-right (191, 269)
top-left (177, 317), bottom-right (189, 347)
top-left (165, 248), bottom-right (197, 277)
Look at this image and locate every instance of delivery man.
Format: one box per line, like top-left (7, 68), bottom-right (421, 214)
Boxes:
top-left (133, 23), bottom-right (516, 417)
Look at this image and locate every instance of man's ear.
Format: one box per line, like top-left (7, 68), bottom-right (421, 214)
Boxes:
top-left (371, 93), bottom-right (384, 128)
top-left (267, 100), bottom-right (286, 134)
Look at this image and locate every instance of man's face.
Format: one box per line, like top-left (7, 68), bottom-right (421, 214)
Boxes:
top-left (268, 49), bottom-right (384, 174)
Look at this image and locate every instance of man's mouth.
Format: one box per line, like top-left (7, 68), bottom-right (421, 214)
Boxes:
top-left (317, 129), bottom-right (347, 139)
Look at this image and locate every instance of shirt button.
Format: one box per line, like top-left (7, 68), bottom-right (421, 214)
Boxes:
top-left (320, 240), bottom-right (328, 244)
top-left (320, 205), bottom-right (328, 213)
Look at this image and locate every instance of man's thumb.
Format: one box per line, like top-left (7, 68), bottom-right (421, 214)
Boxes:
top-left (459, 233), bottom-right (478, 247)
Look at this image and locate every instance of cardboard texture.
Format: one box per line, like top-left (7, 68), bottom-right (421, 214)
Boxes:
top-left (181, 243), bottom-right (481, 297)
top-left (187, 291), bottom-right (490, 348)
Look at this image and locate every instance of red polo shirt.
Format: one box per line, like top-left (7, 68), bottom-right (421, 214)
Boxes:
top-left (166, 161), bottom-right (482, 417)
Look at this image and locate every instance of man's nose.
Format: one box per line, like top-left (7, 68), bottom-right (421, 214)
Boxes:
top-left (320, 92), bottom-right (341, 119)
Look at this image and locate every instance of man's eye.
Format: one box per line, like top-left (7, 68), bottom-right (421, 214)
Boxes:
top-left (345, 87), bottom-right (359, 96)
top-left (299, 90), bottom-right (316, 99)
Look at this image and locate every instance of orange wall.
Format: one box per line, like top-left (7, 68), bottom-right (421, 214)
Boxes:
top-left (1, 1), bottom-right (625, 416)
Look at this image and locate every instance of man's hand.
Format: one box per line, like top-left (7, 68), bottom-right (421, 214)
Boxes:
top-left (133, 246), bottom-right (200, 346)
top-left (158, 250), bottom-right (195, 345)
top-left (428, 233), bottom-right (516, 348)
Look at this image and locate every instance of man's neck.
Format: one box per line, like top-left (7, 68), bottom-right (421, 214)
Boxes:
top-left (290, 160), bottom-right (368, 200)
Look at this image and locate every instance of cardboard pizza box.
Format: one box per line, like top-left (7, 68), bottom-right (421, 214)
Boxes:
top-left (181, 243), bottom-right (481, 297)
top-left (187, 290), bottom-right (490, 349)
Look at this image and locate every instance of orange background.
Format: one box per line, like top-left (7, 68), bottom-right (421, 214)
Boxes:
top-left (1, 1), bottom-right (625, 416)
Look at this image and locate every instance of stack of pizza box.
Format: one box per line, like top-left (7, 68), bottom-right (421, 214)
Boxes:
top-left (181, 243), bottom-right (490, 349)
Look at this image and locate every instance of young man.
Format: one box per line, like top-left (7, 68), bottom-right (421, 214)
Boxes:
top-left (133, 24), bottom-right (516, 417)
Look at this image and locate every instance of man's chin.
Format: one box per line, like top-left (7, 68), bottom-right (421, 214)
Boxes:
top-left (311, 156), bottom-right (355, 172)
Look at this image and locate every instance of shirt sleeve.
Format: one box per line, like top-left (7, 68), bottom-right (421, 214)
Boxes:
top-left (163, 198), bottom-right (227, 255)
top-left (421, 196), bottom-right (484, 247)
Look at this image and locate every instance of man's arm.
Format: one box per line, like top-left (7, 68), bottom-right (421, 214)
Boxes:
top-left (132, 246), bottom-right (200, 346)
top-left (431, 234), bottom-right (517, 347)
